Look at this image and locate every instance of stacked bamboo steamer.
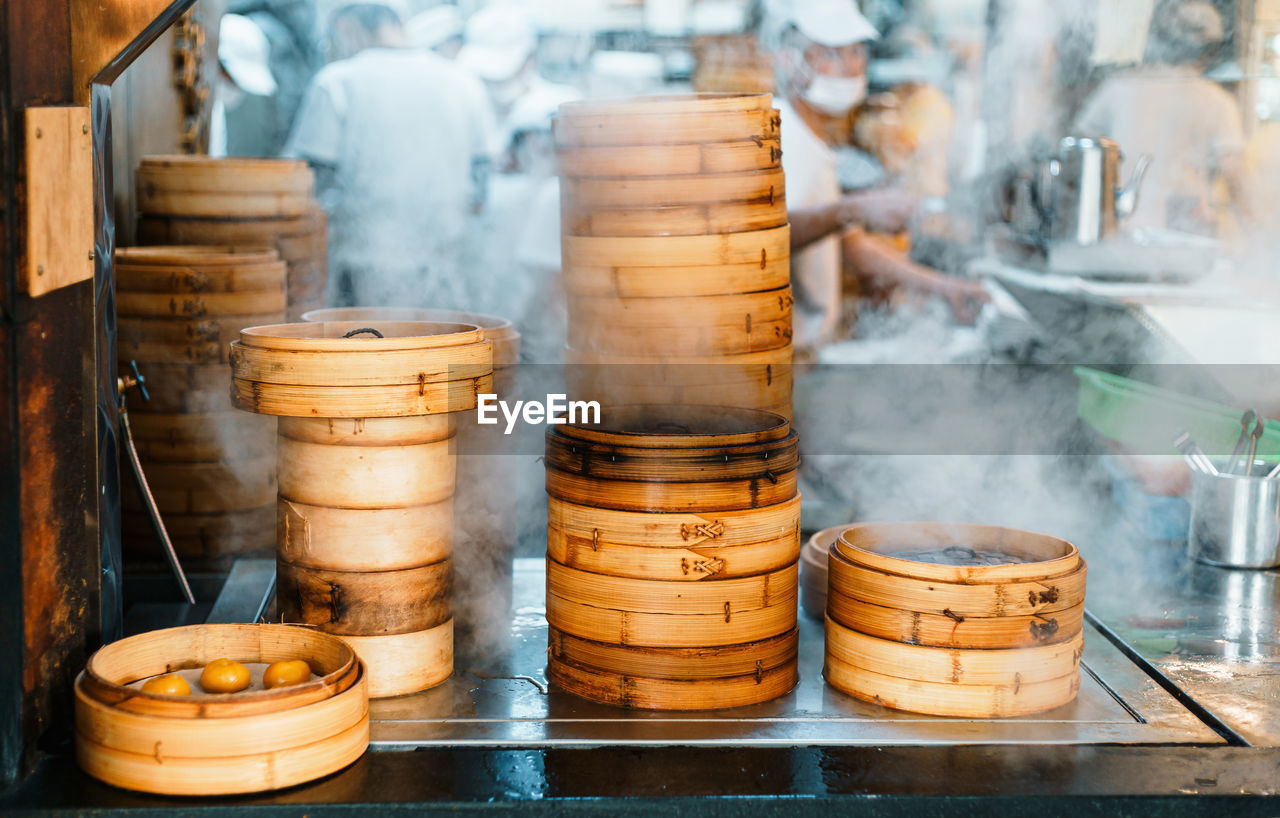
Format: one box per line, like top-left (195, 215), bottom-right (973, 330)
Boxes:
top-left (134, 155), bottom-right (327, 322)
top-left (299, 306), bottom-right (521, 655)
top-left (824, 523), bottom-right (1087, 718)
top-left (229, 320), bottom-right (494, 697)
top-left (556, 94), bottom-right (793, 418)
top-left (545, 405), bottom-right (801, 710)
top-left (690, 35), bottom-right (775, 95)
top-left (75, 623), bottom-right (367, 795)
top-left (116, 246), bottom-right (287, 567)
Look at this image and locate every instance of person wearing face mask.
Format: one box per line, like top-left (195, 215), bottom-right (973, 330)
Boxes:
top-left (284, 3), bottom-right (497, 308)
top-left (772, 0), bottom-right (985, 350)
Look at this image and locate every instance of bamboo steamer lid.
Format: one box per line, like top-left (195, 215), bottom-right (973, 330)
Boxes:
top-left (340, 619), bottom-right (453, 698)
top-left (548, 651), bottom-right (796, 711)
top-left (562, 196), bottom-right (787, 237)
top-left (827, 594), bottom-right (1085, 650)
top-left (835, 522), bottom-right (1082, 584)
top-left (303, 307), bottom-right (521, 366)
top-left (115, 245), bottom-right (282, 268)
top-left (553, 107), bottom-right (780, 148)
top-left (74, 623), bottom-right (367, 795)
top-left (557, 92), bottom-right (773, 118)
top-left (279, 497), bottom-right (452, 572)
top-left (558, 139), bottom-right (781, 178)
top-left (562, 168), bottom-right (785, 208)
top-left (229, 321), bottom-right (493, 418)
top-left (277, 559), bottom-right (451, 636)
top-left (824, 615), bottom-right (1083, 687)
top-left (555, 403), bottom-right (790, 449)
top-left (828, 545), bottom-right (1087, 619)
top-left (823, 653), bottom-right (1080, 718)
top-left (562, 225), bottom-right (788, 270)
top-left (545, 427), bottom-right (799, 483)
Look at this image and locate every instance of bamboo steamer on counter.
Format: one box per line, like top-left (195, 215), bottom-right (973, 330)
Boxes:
top-left (544, 405), bottom-right (801, 710)
top-left (301, 306), bottom-right (520, 366)
top-left (824, 522), bottom-right (1086, 718)
top-left (74, 623), bottom-right (367, 796)
top-left (134, 156), bottom-right (327, 322)
top-left (230, 321), bottom-right (492, 697)
top-left (116, 246), bottom-right (287, 569)
top-left (556, 93), bottom-right (793, 420)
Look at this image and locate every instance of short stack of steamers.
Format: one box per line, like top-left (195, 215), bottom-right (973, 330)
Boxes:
top-left (555, 93), bottom-right (793, 418)
top-left (544, 405), bottom-right (801, 709)
top-left (116, 245), bottom-right (287, 567)
top-left (134, 155), bottom-right (328, 321)
top-left (824, 523), bottom-right (1087, 717)
top-left (229, 320), bottom-right (494, 698)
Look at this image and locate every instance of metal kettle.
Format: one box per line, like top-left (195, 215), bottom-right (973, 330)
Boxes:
top-left (1034, 136), bottom-right (1152, 246)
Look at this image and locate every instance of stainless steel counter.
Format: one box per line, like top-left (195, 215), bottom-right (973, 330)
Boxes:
top-left (368, 558), bottom-right (1223, 748)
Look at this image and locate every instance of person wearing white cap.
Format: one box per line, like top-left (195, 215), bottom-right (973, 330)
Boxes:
top-left (1074, 0), bottom-right (1244, 234)
top-left (211, 13), bottom-right (278, 157)
top-left (457, 2), bottom-right (578, 151)
top-left (284, 2), bottom-right (498, 308)
top-left (407, 4), bottom-right (465, 58)
top-left (772, 0), bottom-right (984, 350)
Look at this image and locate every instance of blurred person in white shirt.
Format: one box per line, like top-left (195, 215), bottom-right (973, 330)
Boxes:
top-left (211, 13), bottom-right (278, 157)
top-left (284, 2), bottom-right (497, 307)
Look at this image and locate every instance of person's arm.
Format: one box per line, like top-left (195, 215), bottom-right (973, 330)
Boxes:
top-left (841, 228), bottom-right (988, 324)
top-left (790, 188), bottom-right (916, 252)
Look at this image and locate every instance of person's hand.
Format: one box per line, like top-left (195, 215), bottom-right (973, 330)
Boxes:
top-left (838, 188), bottom-right (917, 234)
top-left (938, 278), bottom-right (990, 326)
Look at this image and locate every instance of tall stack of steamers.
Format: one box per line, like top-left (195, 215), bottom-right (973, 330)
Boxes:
top-left (229, 320), bottom-right (493, 697)
top-left (556, 93), bottom-right (793, 419)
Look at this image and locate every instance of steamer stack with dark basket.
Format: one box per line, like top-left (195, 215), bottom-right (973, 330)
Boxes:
top-left (544, 405), bottom-right (801, 709)
top-left (116, 246), bottom-right (287, 567)
top-left (824, 523), bottom-right (1087, 718)
top-left (555, 93), bottom-right (793, 419)
top-left (134, 155), bottom-right (328, 322)
top-left (229, 320), bottom-right (494, 697)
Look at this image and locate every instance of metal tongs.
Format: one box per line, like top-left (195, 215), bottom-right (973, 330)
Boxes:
top-left (1224, 409), bottom-right (1265, 477)
top-left (1173, 428), bottom-right (1217, 475)
top-left (118, 360), bottom-right (196, 604)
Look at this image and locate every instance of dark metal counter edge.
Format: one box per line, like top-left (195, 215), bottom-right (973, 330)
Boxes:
top-left (3, 745), bottom-right (1280, 814)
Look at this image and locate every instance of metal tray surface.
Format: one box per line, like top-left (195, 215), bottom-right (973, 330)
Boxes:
top-left (368, 559), bottom-right (1222, 748)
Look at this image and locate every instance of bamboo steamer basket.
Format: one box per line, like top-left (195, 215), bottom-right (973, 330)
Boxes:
top-left (276, 435), bottom-right (454, 509)
top-left (125, 411), bottom-right (275, 462)
top-left (567, 287), bottom-right (792, 330)
top-left (136, 156), bottom-right (315, 218)
top-left (554, 107), bottom-right (780, 148)
top-left (277, 559), bottom-right (451, 636)
top-left (560, 376), bottom-right (792, 417)
top-left (74, 623), bottom-right (367, 795)
top-left (230, 320), bottom-right (492, 418)
top-left (825, 615), bottom-right (1083, 687)
top-left (545, 427), bottom-right (799, 483)
top-left (278, 414), bottom-right (454, 445)
top-left (549, 626), bottom-right (796, 680)
top-left (564, 345), bottom-right (791, 391)
top-left (828, 594), bottom-right (1085, 650)
top-left (546, 588), bottom-right (796, 648)
top-left (563, 257), bottom-right (789, 299)
top-left (117, 288), bottom-right (288, 319)
top-left (548, 558), bottom-right (796, 617)
top-left (562, 197), bottom-right (788, 238)
top-left (136, 210), bottom-right (326, 258)
top-left (562, 169), bottom-right (785, 208)
top-left (548, 651), bottom-right (796, 711)
top-left (279, 497), bottom-right (452, 571)
top-left (828, 549), bottom-right (1087, 619)
top-left (554, 403), bottom-right (789, 448)
top-left (562, 225), bottom-right (789, 270)
top-left (547, 495), bottom-right (800, 581)
top-left (567, 311), bottom-right (791, 356)
top-left (559, 139), bottom-right (781, 178)
top-left (341, 619), bottom-right (453, 699)
top-left (119, 315), bottom-right (276, 365)
top-left (546, 465), bottom-right (797, 513)
top-left (823, 653), bottom-right (1080, 718)
top-left (116, 247), bottom-right (287, 293)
